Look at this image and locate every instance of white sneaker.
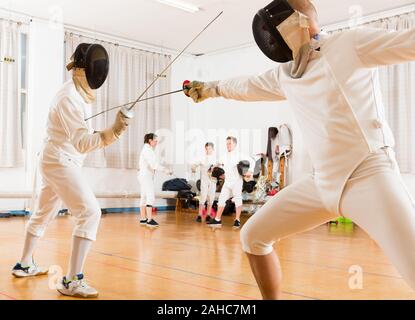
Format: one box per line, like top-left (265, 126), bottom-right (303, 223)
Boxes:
top-left (12, 262), bottom-right (49, 278)
top-left (57, 274), bottom-right (99, 298)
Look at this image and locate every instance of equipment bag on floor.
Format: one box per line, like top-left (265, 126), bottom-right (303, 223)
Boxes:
top-left (162, 178), bottom-right (192, 191)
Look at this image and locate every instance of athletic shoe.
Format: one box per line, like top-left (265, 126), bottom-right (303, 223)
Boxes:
top-left (233, 220), bottom-right (241, 229)
top-left (205, 215), bottom-right (212, 223)
top-left (12, 262), bottom-right (48, 278)
top-left (196, 215), bottom-right (202, 223)
top-left (139, 218), bottom-right (148, 225)
top-left (208, 219), bottom-right (222, 228)
top-left (146, 219), bottom-right (159, 228)
top-left (57, 274), bottom-right (99, 298)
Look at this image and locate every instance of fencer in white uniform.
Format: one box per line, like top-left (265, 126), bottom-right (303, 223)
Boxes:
top-left (184, 0), bottom-right (415, 299)
top-left (208, 137), bottom-right (255, 228)
top-left (138, 133), bottom-right (172, 228)
top-left (191, 142), bottom-right (218, 223)
top-left (12, 44), bottom-right (131, 298)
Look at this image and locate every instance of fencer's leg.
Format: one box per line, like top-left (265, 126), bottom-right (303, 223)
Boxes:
top-left (340, 150), bottom-right (415, 290)
top-left (15, 181), bottom-right (61, 277)
top-left (198, 179), bottom-right (209, 221)
top-left (24, 182), bottom-right (62, 243)
top-left (138, 176), bottom-right (147, 221)
top-left (207, 203), bottom-right (213, 219)
top-left (235, 206), bottom-right (243, 221)
top-left (12, 232), bottom-right (49, 278)
top-left (247, 252), bottom-right (282, 300)
top-left (198, 204), bottom-right (205, 223)
top-left (66, 236), bottom-right (93, 280)
top-left (215, 207), bottom-right (225, 221)
top-left (146, 206), bottom-right (153, 221)
top-left (140, 207), bottom-right (146, 221)
top-left (47, 166), bottom-right (101, 298)
top-left (46, 164), bottom-right (101, 245)
top-left (240, 175), bottom-right (336, 300)
top-left (208, 181), bottom-right (216, 218)
top-left (145, 180), bottom-right (157, 222)
top-left (214, 185), bottom-right (231, 222)
top-left (233, 179), bottom-right (244, 226)
top-left (20, 233), bottom-right (40, 266)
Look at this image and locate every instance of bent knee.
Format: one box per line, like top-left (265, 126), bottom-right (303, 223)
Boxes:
top-left (240, 221), bottom-right (275, 256)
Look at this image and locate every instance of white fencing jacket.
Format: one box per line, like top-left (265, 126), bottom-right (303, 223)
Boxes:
top-left (43, 80), bottom-right (103, 167)
top-left (215, 28), bottom-right (414, 214)
top-left (193, 153), bottom-right (217, 182)
top-left (220, 150), bottom-right (256, 185)
top-left (138, 144), bottom-right (167, 178)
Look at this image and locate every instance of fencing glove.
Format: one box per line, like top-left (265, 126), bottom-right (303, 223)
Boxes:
top-left (100, 111), bottom-right (131, 146)
top-left (184, 81), bottom-right (220, 103)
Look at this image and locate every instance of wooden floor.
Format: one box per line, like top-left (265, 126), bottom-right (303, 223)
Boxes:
top-left (0, 212), bottom-right (414, 300)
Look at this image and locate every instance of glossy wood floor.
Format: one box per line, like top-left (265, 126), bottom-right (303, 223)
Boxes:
top-left (1, 212), bottom-right (415, 300)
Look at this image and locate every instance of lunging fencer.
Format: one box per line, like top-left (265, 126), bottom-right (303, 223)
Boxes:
top-left (208, 137), bottom-right (255, 229)
top-left (184, 0), bottom-right (415, 299)
top-left (138, 133), bottom-right (173, 228)
top-left (12, 44), bottom-right (132, 298)
top-left (191, 142), bottom-right (218, 223)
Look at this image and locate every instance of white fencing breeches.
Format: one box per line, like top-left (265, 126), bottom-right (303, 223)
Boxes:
top-left (26, 161), bottom-right (102, 242)
top-left (200, 178), bottom-right (217, 205)
top-left (218, 178), bottom-right (243, 207)
top-left (240, 148), bottom-right (415, 290)
top-left (139, 174), bottom-right (155, 207)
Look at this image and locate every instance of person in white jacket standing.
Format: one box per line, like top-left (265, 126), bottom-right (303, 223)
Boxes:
top-left (138, 133), bottom-right (173, 228)
top-left (184, 0), bottom-right (415, 299)
top-left (12, 43), bottom-right (131, 298)
top-left (191, 142), bottom-right (217, 223)
top-left (208, 137), bottom-right (255, 229)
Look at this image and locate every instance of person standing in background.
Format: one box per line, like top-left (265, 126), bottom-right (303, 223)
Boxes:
top-left (138, 133), bottom-right (173, 228)
top-left (192, 142), bottom-right (218, 223)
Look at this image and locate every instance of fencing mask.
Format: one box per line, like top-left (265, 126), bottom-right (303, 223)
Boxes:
top-left (211, 167), bottom-right (225, 180)
top-left (66, 43), bottom-right (109, 90)
top-left (253, 0), bottom-right (319, 78)
top-left (237, 161), bottom-right (251, 177)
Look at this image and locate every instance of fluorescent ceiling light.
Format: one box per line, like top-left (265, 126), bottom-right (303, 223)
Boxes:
top-left (156, 0), bottom-right (200, 13)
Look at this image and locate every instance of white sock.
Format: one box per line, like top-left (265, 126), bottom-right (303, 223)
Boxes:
top-left (20, 232), bottom-right (40, 266)
top-left (66, 236), bottom-right (93, 280)
top-left (215, 217), bottom-right (221, 222)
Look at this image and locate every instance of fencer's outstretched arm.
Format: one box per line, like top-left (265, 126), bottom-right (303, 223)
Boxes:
top-left (185, 67), bottom-right (286, 103)
top-left (216, 67), bottom-right (286, 102)
top-left (57, 97), bottom-right (129, 154)
top-left (356, 28), bottom-right (415, 67)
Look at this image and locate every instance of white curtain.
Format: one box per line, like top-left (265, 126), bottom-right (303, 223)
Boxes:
top-left (331, 12), bottom-right (415, 173)
top-left (0, 20), bottom-right (23, 168)
top-left (64, 32), bottom-right (172, 169)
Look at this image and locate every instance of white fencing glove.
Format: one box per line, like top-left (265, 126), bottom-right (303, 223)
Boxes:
top-left (100, 110), bottom-right (131, 146)
top-left (183, 80), bottom-right (220, 103)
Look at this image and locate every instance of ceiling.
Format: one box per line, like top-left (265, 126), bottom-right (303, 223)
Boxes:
top-left (1, 0), bottom-right (415, 54)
